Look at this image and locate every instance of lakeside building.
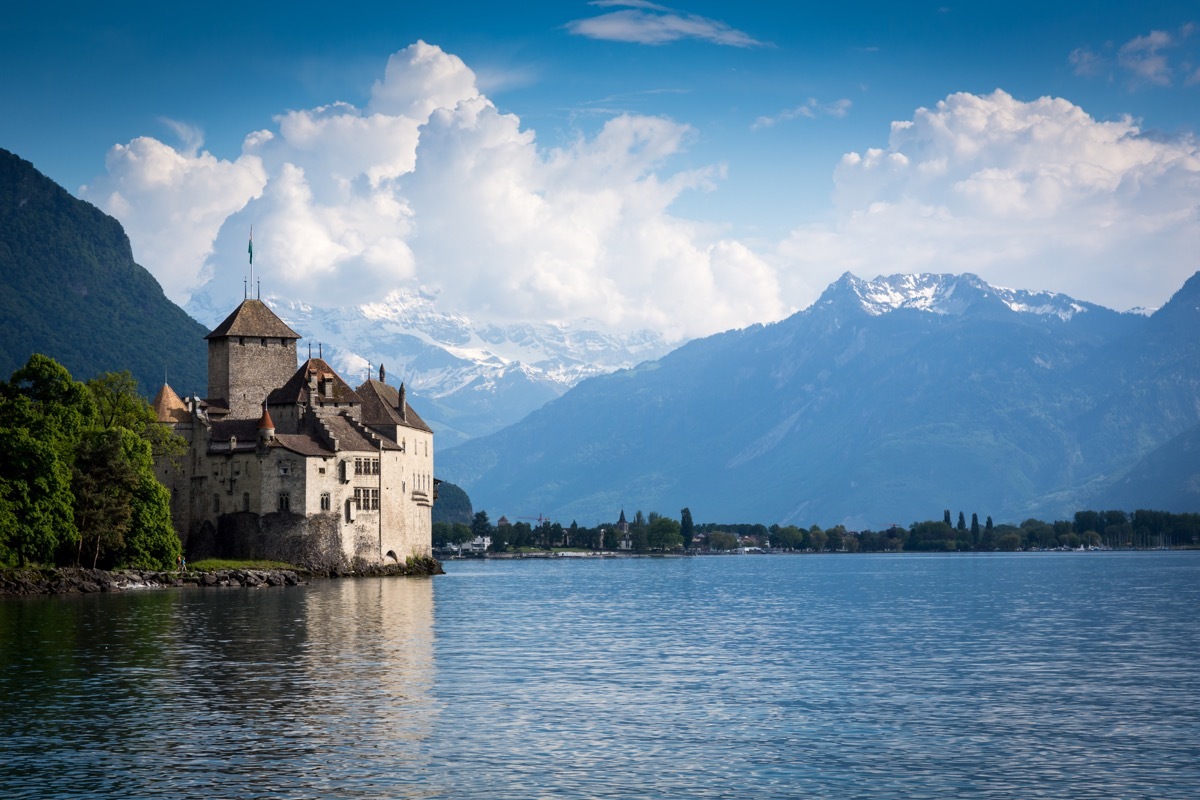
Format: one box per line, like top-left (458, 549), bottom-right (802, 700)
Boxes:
top-left (152, 298), bottom-right (434, 567)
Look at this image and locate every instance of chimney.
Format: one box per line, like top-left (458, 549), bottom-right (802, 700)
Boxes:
top-left (399, 383), bottom-right (408, 422)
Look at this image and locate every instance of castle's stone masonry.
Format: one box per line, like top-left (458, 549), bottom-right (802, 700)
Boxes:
top-left (153, 299), bottom-right (434, 567)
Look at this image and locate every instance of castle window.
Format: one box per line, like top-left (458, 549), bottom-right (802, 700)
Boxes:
top-left (353, 487), bottom-right (363, 509)
top-left (239, 337), bottom-right (244, 346)
top-left (243, 492), bottom-right (250, 512)
top-left (278, 493), bottom-right (290, 512)
top-left (261, 338), bottom-right (267, 347)
top-left (279, 463), bottom-right (291, 477)
top-left (354, 457), bottom-right (363, 475)
top-left (370, 489), bottom-right (380, 510)
top-left (320, 493), bottom-right (331, 511)
top-left (319, 466), bottom-right (326, 475)
top-left (213, 494), bottom-right (220, 513)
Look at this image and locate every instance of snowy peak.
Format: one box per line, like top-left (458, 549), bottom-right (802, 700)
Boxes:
top-left (185, 289), bottom-right (673, 446)
top-left (820, 272), bottom-right (1093, 321)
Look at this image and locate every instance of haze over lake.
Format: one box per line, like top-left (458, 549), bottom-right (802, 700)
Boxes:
top-left (3, 552), bottom-right (1198, 799)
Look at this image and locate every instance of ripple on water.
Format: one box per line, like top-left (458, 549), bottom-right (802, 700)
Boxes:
top-left (1, 554), bottom-right (1199, 799)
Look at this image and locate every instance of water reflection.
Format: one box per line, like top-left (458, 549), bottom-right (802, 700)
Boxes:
top-left (3, 555), bottom-right (1200, 799)
top-left (0, 577), bottom-right (437, 800)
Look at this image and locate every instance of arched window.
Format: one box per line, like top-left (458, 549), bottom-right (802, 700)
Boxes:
top-left (320, 492), bottom-right (331, 511)
top-left (278, 493), bottom-right (290, 512)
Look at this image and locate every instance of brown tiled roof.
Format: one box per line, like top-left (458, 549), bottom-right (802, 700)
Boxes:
top-left (272, 434), bottom-right (335, 457)
top-left (356, 380), bottom-right (434, 433)
top-left (204, 299), bottom-right (301, 340)
top-left (257, 405), bottom-right (275, 430)
top-left (151, 383), bottom-right (190, 423)
top-left (321, 414), bottom-right (401, 452)
top-left (267, 358), bottom-right (363, 406)
top-left (206, 418), bottom-right (260, 453)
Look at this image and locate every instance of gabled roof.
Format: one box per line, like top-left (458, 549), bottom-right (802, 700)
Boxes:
top-left (205, 299), bottom-right (301, 340)
top-left (151, 383), bottom-right (190, 423)
top-left (207, 418), bottom-right (260, 453)
top-left (356, 379), bottom-right (433, 433)
top-left (267, 358), bottom-right (363, 406)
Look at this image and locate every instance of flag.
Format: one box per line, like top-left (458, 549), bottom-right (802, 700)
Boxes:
top-left (248, 226), bottom-right (254, 265)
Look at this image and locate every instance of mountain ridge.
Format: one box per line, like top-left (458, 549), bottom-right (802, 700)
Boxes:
top-left (438, 270), bottom-right (1198, 526)
top-left (186, 289), bottom-right (673, 447)
top-left (0, 148), bottom-right (208, 394)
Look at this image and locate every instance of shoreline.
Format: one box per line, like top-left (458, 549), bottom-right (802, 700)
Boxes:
top-left (0, 558), bottom-right (444, 597)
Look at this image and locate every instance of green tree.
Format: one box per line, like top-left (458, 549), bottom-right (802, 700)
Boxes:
top-left (680, 507), bottom-right (694, 550)
top-left (124, 462), bottom-right (182, 570)
top-left (708, 531), bottom-right (738, 551)
top-left (648, 516), bottom-right (683, 551)
top-left (0, 355), bottom-right (94, 566)
top-left (809, 528), bottom-right (828, 551)
top-left (826, 524), bottom-right (846, 552)
top-left (72, 428), bottom-right (139, 568)
top-left (956, 511), bottom-right (966, 532)
top-left (0, 420), bottom-right (75, 566)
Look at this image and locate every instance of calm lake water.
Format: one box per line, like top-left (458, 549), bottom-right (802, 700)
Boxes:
top-left (2, 552), bottom-right (1198, 799)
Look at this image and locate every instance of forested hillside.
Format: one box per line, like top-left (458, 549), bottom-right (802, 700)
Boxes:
top-left (0, 149), bottom-right (207, 396)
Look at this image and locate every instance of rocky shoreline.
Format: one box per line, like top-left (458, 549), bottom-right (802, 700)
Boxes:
top-left (0, 558), bottom-right (444, 596)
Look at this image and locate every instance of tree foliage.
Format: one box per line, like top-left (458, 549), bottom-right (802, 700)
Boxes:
top-left (0, 355), bottom-right (181, 569)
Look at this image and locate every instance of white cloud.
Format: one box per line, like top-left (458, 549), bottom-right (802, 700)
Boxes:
top-left (1118, 30), bottom-right (1175, 86)
top-left (80, 135), bottom-right (267, 300)
top-left (752, 98), bottom-right (852, 130)
top-left (777, 90), bottom-right (1200, 312)
top-left (83, 40), bottom-right (784, 340)
top-left (565, 3), bottom-right (765, 48)
top-left (1068, 46), bottom-right (1105, 78)
top-left (1073, 25), bottom-right (1199, 88)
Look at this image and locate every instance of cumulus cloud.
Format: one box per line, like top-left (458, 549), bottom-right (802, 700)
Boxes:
top-left (565, 2), bottom-right (765, 48)
top-left (80, 135), bottom-right (267, 301)
top-left (84, 40), bottom-right (784, 340)
top-left (777, 90), bottom-right (1200, 311)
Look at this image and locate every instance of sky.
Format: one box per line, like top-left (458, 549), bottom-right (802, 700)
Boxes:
top-left (2, 1), bottom-right (1199, 340)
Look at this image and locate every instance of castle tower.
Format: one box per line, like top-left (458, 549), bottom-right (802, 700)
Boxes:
top-left (204, 299), bottom-right (301, 419)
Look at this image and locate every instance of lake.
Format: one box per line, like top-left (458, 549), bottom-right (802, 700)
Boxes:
top-left (2, 552), bottom-right (1198, 799)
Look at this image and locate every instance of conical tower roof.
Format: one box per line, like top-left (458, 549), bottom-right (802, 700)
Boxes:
top-left (151, 383), bottom-right (190, 423)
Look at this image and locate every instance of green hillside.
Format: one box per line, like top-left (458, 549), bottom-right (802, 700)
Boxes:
top-left (0, 149), bottom-right (207, 395)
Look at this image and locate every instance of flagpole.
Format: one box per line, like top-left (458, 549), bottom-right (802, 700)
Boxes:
top-left (248, 226), bottom-right (255, 301)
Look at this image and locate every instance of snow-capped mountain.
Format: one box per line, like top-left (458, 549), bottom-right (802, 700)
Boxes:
top-left (186, 290), bottom-right (671, 447)
top-left (439, 271), bottom-right (1198, 527)
top-left (823, 272), bottom-right (1106, 320)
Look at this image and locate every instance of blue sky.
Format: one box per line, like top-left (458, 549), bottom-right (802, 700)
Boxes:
top-left (3, 1), bottom-right (1198, 337)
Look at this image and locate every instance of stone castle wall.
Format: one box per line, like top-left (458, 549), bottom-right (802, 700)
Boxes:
top-left (208, 337), bottom-right (298, 417)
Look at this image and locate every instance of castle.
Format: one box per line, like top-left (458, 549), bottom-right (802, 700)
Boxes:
top-left (152, 298), bottom-right (434, 567)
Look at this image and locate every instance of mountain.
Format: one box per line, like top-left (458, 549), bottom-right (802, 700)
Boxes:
top-left (0, 149), bottom-right (208, 394)
top-left (437, 271), bottom-right (1199, 527)
top-left (187, 290), bottom-right (671, 448)
top-left (1095, 422), bottom-right (1200, 513)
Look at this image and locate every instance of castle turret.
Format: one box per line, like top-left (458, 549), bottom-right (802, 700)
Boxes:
top-left (257, 403), bottom-right (275, 442)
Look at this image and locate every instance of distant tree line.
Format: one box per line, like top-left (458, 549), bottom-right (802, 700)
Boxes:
top-left (0, 354), bottom-right (184, 570)
top-left (434, 503), bottom-right (1200, 555)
